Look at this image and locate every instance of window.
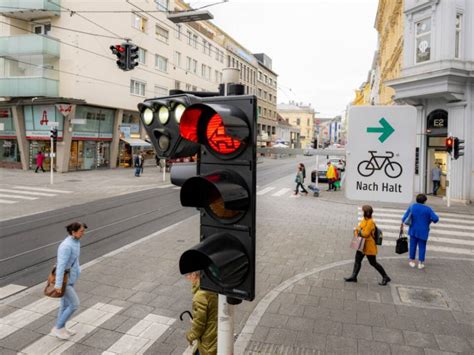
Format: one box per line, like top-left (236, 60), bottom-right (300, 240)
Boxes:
top-left (296, 118), bottom-right (301, 125)
top-left (202, 40), bottom-right (207, 54)
top-left (174, 51), bottom-right (181, 68)
top-left (208, 44), bottom-right (212, 57)
top-left (415, 18), bottom-right (431, 63)
top-left (187, 31), bottom-right (192, 45)
top-left (132, 13), bottom-right (147, 32)
top-left (175, 24), bottom-right (181, 39)
top-left (138, 48), bottom-right (146, 64)
top-left (455, 13), bottom-right (462, 58)
top-left (186, 56), bottom-right (192, 71)
top-left (130, 80), bottom-right (146, 96)
top-left (156, 25), bottom-right (169, 43)
top-left (155, 54), bottom-right (168, 72)
top-left (175, 80), bottom-right (181, 90)
top-left (215, 70), bottom-right (219, 83)
top-left (192, 86), bottom-right (197, 91)
top-left (258, 88), bottom-right (262, 97)
top-left (307, 118), bottom-right (310, 126)
top-left (154, 85), bottom-right (168, 96)
top-left (192, 59), bottom-right (197, 73)
top-left (186, 83), bottom-right (192, 90)
top-left (33, 23), bottom-right (51, 35)
top-left (155, 0), bottom-right (168, 10)
top-left (215, 48), bottom-right (220, 61)
top-left (192, 34), bottom-right (198, 48)
top-left (201, 64), bottom-right (206, 78)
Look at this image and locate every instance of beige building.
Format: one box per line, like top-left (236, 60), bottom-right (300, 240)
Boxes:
top-left (277, 102), bottom-right (315, 148)
top-left (0, 0), bottom-right (255, 171)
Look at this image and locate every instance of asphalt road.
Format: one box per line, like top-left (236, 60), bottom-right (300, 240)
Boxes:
top-left (0, 156), bottom-right (317, 289)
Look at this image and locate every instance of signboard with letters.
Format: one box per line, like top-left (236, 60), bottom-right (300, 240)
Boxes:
top-left (345, 106), bottom-right (417, 203)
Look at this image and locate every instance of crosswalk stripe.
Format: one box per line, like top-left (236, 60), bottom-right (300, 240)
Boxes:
top-left (0, 188), bottom-right (56, 197)
top-left (383, 232), bottom-right (474, 247)
top-left (358, 212), bottom-right (474, 225)
top-left (12, 186), bottom-right (73, 194)
top-left (103, 313), bottom-right (176, 354)
top-left (157, 184), bottom-right (174, 189)
top-left (377, 223), bottom-right (474, 238)
top-left (257, 187), bottom-right (275, 196)
top-left (0, 284), bottom-right (27, 300)
top-left (382, 240), bottom-right (474, 256)
top-left (0, 199), bottom-right (16, 204)
top-left (367, 217), bottom-right (474, 231)
top-left (0, 298), bottom-right (59, 340)
top-left (0, 193), bottom-right (38, 201)
top-left (21, 302), bottom-right (122, 354)
top-left (358, 207), bottom-right (474, 220)
top-left (272, 188), bottom-right (292, 197)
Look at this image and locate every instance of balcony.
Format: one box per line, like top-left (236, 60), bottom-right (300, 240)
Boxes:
top-left (0, 35), bottom-right (59, 58)
top-left (0, 0), bottom-right (61, 20)
top-left (0, 77), bottom-right (58, 97)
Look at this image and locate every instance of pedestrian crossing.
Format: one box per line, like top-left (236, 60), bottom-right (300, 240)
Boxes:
top-left (357, 206), bottom-right (474, 257)
top-left (0, 299), bottom-right (176, 354)
top-left (0, 185), bottom-right (73, 205)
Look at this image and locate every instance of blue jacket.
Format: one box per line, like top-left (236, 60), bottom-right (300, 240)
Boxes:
top-left (402, 203), bottom-right (439, 241)
top-left (55, 236), bottom-right (81, 288)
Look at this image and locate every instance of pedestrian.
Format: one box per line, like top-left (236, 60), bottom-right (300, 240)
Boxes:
top-left (139, 151), bottom-right (145, 175)
top-left (299, 163), bottom-right (306, 183)
top-left (431, 164), bottom-right (441, 195)
top-left (134, 153), bottom-right (141, 177)
top-left (294, 164), bottom-right (308, 195)
top-left (402, 193), bottom-right (439, 269)
top-left (344, 205), bottom-right (391, 285)
top-left (51, 222), bottom-right (87, 340)
top-left (185, 271), bottom-right (217, 355)
top-left (35, 150), bottom-right (45, 173)
top-left (326, 161), bottom-right (337, 191)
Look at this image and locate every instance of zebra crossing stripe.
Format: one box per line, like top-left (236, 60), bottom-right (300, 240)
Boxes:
top-left (272, 188), bottom-right (292, 197)
top-left (0, 284), bottom-right (27, 300)
top-left (357, 207), bottom-right (474, 220)
top-left (12, 186), bottom-right (73, 194)
top-left (0, 188), bottom-right (56, 197)
top-left (102, 314), bottom-right (176, 354)
top-left (0, 199), bottom-right (16, 204)
top-left (257, 187), bottom-right (275, 196)
top-left (382, 240), bottom-right (474, 256)
top-left (0, 193), bottom-right (38, 200)
top-left (368, 217), bottom-right (474, 231)
top-left (383, 231), bottom-right (474, 247)
top-left (358, 212), bottom-right (474, 225)
top-left (157, 184), bottom-right (174, 189)
top-left (0, 298), bottom-right (59, 340)
top-left (376, 223), bottom-right (474, 238)
top-left (21, 302), bottom-right (122, 355)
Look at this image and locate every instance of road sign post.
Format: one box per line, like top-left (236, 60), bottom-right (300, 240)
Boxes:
top-left (346, 106), bottom-right (417, 204)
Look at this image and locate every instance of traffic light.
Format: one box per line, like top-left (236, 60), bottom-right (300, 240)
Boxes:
top-left (110, 44), bottom-right (127, 70)
top-left (128, 45), bottom-right (139, 70)
top-left (177, 94), bottom-right (257, 301)
top-left (453, 137), bottom-right (464, 160)
top-left (50, 128), bottom-right (58, 141)
top-left (445, 136), bottom-right (454, 155)
top-left (138, 94), bottom-right (201, 159)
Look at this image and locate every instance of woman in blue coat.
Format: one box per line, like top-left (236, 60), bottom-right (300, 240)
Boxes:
top-left (402, 194), bottom-right (439, 269)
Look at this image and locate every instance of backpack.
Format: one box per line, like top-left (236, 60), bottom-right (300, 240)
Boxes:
top-left (374, 225), bottom-right (383, 246)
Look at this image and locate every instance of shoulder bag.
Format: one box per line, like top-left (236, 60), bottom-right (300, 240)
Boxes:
top-left (395, 228), bottom-right (408, 254)
top-left (350, 229), bottom-right (365, 251)
top-left (44, 265), bottom-right (70, 298)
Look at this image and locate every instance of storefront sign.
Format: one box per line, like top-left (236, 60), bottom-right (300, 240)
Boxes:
top-left (24, 105), bottom-right (63, 131)
top-left (26, 130), bottom-right (63, 139)
top-left (56, 104), bottom-right (73, 117)
top-left (71, 118), bottom-right (86, 125)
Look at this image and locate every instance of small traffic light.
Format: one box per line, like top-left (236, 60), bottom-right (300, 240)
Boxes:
top-left (128, 45), bottom-right (139, 70)
top-left (445, 136), bottom-right (454, 155)
top-left (110, 44), bottom-right (127, 70)
top-left (50, 128), bottom-right (58, 141)
top-left (453, 137), bottom-right (464, 160)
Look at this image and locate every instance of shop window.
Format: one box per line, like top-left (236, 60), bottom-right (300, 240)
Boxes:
top-left (74, 106), bottom-right (115, 139)
top-left (415, 17), bottom-right (431, 63)
top-left (0, 139), bottom-right (20, 163)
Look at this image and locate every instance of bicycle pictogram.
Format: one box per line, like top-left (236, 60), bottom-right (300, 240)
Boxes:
top-left (357, 151), bottom-right (403, 178)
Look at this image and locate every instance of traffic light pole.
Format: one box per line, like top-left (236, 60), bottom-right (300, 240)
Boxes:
top-left (447, 132), bottom-right (452, 208)
top-left (50, 136), bottom-right (54, 185)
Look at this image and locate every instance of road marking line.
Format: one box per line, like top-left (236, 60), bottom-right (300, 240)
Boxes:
top-left (0, 188), bottom-right (56, 197)
top-left (383, 232), bottom-right (474, 247)
top-left (358, 207), bottom-right (474, 220)
top-left (382, 240), bottom-right (474, 256)
top-left (12, 186), bottom-right (73, 194)
top-left (377, 223), bottom-right (474, 238)
top-left (103, 314), bottom-right (175, 354)
top-left (0, 284), bottom-right (27, 300)
top-left (21, 302), bottom-right (122, 355)
top-left (0, 199), bottom-right (16, 204)
top-left (358, 212), bottom-right (474, 225)
top-left (272, 188), bottom-right (291, 197)
top-left (257, 187), bottom-right (275, 195)
top-left (0, 193), bottom-right (38, 201)
top-left (365, 217), bottom-right (474, 231)
top-left (156, 184), bottom-right (174, 189)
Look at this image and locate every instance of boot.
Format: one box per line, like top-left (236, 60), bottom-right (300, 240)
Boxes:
top-left (344, 261), bottom-right (361, 282)
top-left (379, 276), bottom-right (391, 286)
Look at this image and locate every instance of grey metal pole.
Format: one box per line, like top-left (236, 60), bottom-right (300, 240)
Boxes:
top-left (50, 136), bottom-right (54, 185)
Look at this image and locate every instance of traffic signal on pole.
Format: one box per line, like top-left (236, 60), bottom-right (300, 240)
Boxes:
top-left (128, 45), bottom-right (139, 70)
top-left (445, 136), bottom-right (454, 155)
top-left (453, 137), bottom-right (464, 160)
top-left (177, 94), bottom-right (257, 301)
top-left (110, 44), bottom-right (127, 70)
top-left (50, 128), bottom-right (58, 141)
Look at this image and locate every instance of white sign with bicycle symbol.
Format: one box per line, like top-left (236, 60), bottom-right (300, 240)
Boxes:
top-left (346, 106), bottom-right (417, 203)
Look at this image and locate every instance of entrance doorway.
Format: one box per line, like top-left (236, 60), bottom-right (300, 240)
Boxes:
top-left (427, 146), bottom-right (447, 197)
top-left (425, 109), bottom-right (448, 197)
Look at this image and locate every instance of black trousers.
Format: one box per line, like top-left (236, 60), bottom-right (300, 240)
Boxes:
top-left (353, 250), bottom-right (387, 278)
top-left (35, 165), bottom-right (45, 172)
top-left (295, 182), bottom-right (307, 194)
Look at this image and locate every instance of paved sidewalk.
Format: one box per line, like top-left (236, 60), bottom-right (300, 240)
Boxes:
top-left (0, 168), bottom-right (473, 354)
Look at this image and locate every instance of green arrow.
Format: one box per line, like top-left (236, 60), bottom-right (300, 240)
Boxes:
top-left (367, 117), bottom-right (394, 143)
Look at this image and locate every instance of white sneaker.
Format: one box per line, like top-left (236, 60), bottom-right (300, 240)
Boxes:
top-left (409, 261), bottom-right (416, 268)
top-left (418, 262), bottom-right (425, 270)
top-left (65, 327), bottom-right (76, 336)
top-left (51, 327), bottom-right (71, 340)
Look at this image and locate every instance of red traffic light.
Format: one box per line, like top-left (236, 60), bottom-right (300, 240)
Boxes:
top-left (115, 45), bottom-right (125, 53)
top-left (446, 136), bottom-right (454, 153)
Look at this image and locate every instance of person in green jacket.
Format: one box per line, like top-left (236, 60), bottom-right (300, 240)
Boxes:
top-left (185, 271), bottom-right (218, 355)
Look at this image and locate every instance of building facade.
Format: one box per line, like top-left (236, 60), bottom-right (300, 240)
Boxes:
top-left (277, 102), bottom-right (315, 148)
top-left (387, 0), bottom-right (473, 202)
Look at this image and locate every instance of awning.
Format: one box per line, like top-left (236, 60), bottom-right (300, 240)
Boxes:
top-left (121, 138), bottom-right (152, 147)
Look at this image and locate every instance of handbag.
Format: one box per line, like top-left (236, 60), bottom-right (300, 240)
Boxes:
top-left (44, 265), bottom-right (69, 298)
top-left (395, 229), bottom-right (408, 254)
top-left (350, 230), bottom-right (365, 251)
top-left (374, 225), bottom-right (383, 246)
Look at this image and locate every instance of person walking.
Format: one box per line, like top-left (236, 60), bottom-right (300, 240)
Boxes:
top-left (431, 164), bottom-right (441, 195)
top-left (35, 150), bottom-right (45, 173)
top-left (344, 205), bottom-right (391, 285)
top-left (134, 153), bottom-right (141, 177)
top-left (139, 151), bottom-right (145, 175)
top-left (402, 194), bottom-right (439, 269)
top-left (326, 161), bottom-right (337, 191)
top-left (294, 164), bottom-right (308, 195)
top-left (185, 271), bottom-right (218, 355)
top-left (51, 222), bottom-right (87, 340)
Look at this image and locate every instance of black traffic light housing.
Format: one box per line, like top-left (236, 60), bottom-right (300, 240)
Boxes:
top-left (110, 43), bottom-right (139, 71)
top-left (128, 45), bottom-right (139, 70)
top-left (445, 136), bottom-right (454, 155)
top-left (453, 137), bottom-right (464, 160)
top-left (50, 128), bottom-right (58, 141)
top-left (177, 94), bottom-right (257, 301)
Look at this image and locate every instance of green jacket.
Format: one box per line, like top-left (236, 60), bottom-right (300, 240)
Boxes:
top-left (186, 283), bottom-right (218, 355)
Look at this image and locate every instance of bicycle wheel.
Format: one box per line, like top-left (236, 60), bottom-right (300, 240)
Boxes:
top-left (385, 161), bottom-right (403, 178)
top-left (357, 160), bottom-right (375, 177)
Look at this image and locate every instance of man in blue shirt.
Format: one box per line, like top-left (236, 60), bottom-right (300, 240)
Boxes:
top-left (431, 164), bottom-right (441, 195)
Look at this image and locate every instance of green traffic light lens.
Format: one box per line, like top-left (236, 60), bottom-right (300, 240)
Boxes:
top-left (142, 108), bottom-right (154, 125)
top-left (158, 106), bottom-right (170, 124)
top-left (174, 104), bottom-right (186, 123)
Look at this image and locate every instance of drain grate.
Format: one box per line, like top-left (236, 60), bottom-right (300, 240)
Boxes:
top-left (245, 341), bottom-right (322, 355)
top-left (391, 285), bottom-right (455, 310)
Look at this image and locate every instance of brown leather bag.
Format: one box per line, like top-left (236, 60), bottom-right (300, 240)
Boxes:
top-left (44, 265), bottom-right (69, 298)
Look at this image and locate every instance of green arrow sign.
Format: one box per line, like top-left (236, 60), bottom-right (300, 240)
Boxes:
top-left (367, 117), bottom-right (394, 143)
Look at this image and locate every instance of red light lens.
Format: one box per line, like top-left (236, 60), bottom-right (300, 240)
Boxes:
top-left (180, 108), bottom-right (200, 143)
top-left (206, 114), bottom-right (241, 154)
top-left (116, 45), bottom-right (125, 53)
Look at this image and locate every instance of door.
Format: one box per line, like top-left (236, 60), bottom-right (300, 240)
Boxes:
top-left (426, 148), bottom-right (447, 196)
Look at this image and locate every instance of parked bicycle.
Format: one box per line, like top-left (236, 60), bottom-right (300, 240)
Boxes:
top-left (357, 151), bottom-right (403, 178)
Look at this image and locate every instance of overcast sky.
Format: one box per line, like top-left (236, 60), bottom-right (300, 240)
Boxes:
top-left (199, 0), bottom-right (379, 117)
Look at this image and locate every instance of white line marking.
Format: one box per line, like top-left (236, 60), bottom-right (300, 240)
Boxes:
top-left (272, 188), bottom-right (291, 197)
top-left (358, 207), bottom-right (474, 220)
top-left (358, 212), bottom-right (474, 225)
top-left (257, 187), bottom-right (275, 196)
top-left (0, 199), bottom-right (16, 204)
top-left (368, 217), bottom-right (474, 231)
top-left (156, 184), bottom-right (174, 189)
top-left (382, 240), bottom-right (474, 256)
top-left (383, 232), bottom-right (474, 247)
top-left (377, 223), bottom-right (474, 238)
top-left (12, 186), bottom-right (73, 194)
top-left (0, 193), bottom-right (38, 201)
top-left (0, 284), bottom-right (27, 300)
top-left (0, 188), bottom-right (56, 197)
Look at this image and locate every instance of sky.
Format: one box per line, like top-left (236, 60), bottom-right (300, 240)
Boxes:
top-left (196, 0), bottom-right (379, 117)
